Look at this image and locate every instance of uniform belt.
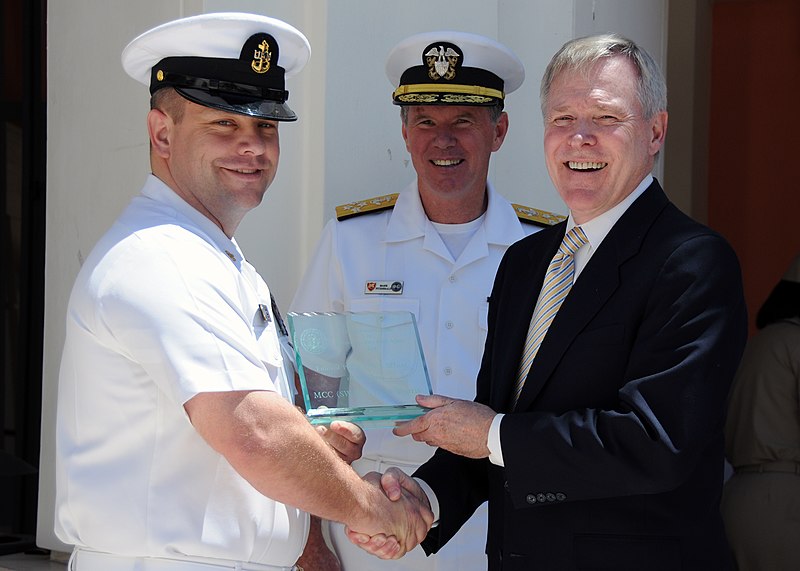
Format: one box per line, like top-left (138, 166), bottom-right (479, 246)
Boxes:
top-left (734, 461), bottom-right (800, 475)
top-left (70, 548), bottom-right (299, 571)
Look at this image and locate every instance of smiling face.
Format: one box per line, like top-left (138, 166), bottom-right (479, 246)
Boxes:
top-left (401, 105), bottom-right (508, 221)
top-left (543, 56), bottom-right (667, 224)
top-left (148, 93), bottom-right (280, 236)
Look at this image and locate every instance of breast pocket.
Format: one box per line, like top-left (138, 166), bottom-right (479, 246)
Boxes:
top-left (348, 297), bottom-right (420, 321)
top-left (578, 322), bottom-right (625, 346)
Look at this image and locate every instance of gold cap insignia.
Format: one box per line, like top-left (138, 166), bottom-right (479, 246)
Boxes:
top-left (251, 39), bottom-right (272, 74)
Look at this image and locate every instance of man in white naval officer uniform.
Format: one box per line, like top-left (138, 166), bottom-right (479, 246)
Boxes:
top-left (290, 31), bottom-right (564, 570)
top-left (54, 13), bottom-right (433, 571)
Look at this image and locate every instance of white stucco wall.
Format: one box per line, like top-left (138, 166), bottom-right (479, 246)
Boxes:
top-left (39, 0), bottom-right (666, 551)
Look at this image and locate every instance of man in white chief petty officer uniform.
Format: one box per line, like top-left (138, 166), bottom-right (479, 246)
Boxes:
top-left (54, 13), bottom-right (433, 571)
top-left (290, 31), bottom-right (563, 570)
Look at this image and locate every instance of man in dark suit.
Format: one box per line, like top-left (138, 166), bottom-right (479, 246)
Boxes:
top-left (349, 34), bottom-right (748, 570)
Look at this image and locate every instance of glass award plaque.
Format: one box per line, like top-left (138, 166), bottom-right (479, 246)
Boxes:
top-left (287, 311), bottom-right (433, 427)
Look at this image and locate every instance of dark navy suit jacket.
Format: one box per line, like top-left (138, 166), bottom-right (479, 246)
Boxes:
top-left (414, 181), bottom-right (747, 570)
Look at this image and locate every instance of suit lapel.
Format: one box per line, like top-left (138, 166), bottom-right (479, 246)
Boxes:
top-left (492, 226), bottom-right (565, 412)
top-left (513, 181), bottom-right (670, 411)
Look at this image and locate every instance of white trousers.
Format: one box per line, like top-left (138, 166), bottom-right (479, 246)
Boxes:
top-left (69, 548), bottom-right (298, 571)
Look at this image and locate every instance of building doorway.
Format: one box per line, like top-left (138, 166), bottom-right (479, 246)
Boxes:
top-left (1, 0), bottom-right (47, 555)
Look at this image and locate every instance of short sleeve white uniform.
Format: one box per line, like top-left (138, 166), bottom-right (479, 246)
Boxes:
top-left (55, 175), bottom-right (308, 567)
top-left (290, 180), bottom-right (539, 570)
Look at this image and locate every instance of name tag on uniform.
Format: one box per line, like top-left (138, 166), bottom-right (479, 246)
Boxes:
top-left (364, 280), bottom-right (404, 295)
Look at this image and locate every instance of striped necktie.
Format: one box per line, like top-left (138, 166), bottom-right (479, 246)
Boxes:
top-left (512, 226), bottom-right (588, 405)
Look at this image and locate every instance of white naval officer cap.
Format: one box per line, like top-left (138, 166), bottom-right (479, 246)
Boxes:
top-left (121, 12), bottom-right (310, 121)
top-left (386, 30), bottom-right (524, 107)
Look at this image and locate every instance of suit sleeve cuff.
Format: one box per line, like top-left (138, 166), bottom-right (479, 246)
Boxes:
top-left (413, 477), bottom-right (440, 527)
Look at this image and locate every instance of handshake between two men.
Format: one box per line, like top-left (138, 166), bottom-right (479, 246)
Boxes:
top-left (339, 393), bottom-right (497, 559)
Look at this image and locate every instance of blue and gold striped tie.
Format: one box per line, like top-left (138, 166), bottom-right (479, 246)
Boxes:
top-left (512, 226), bottom-right (588, 405)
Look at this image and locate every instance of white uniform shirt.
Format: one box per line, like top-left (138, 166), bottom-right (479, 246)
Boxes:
top-left (55, 175), bottom-right (308, 567)
top-left (291, 180), bottom-right (538, 462)
top-left (290, 180), bottom-right (539, 570)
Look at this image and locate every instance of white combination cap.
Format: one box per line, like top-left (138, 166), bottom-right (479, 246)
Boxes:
top-left (121, 12), bottom-right (310, 121)
top-left (386, 30), bottom-right (524, 106)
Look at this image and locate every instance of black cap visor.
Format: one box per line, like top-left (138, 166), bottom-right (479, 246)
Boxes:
top-left (175, 86), bottom-right (297, 121)
top-left (151, 44), bottom-right (297, 121)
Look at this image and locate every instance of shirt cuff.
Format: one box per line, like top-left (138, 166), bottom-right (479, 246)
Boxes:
top-left (413, 477), bottom-right (440, 527)
top-left (488, 413), bottom-right (505, 467)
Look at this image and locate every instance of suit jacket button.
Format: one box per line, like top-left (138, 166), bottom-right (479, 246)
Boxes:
top-left (504, 481), bottom-right (509, 490)
top-left (526, 494), bottom-right (537, 504)
top-left (537, 493), bottom-right (547, 503)
top-left (546, 493), bottom-right (556, 502)
top-left (556, 493), bottom-right (566, 501)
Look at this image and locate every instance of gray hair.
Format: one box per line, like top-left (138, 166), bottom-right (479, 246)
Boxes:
top-left (400, 102), bottom-right (505, 125)
top-left (540, 34), bottom-right (667, 119)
